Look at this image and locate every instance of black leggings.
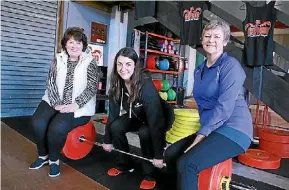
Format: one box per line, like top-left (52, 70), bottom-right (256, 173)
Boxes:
top-left (164, 132), bottom-right (245, 190)
top-left (107, 114), bottom-right (158, 178)
top-left (31, 101), bottom-right (90, 161)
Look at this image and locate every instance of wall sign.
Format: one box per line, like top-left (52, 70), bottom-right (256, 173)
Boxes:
top-left (88, 43), bottom-right (103, 66)
top-left (90, 22), bottom-right (107, 44)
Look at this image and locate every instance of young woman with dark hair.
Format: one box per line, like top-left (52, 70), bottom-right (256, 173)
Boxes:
top-left (102, 47), bottom-right (172, 189)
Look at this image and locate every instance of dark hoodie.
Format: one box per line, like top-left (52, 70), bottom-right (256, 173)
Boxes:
top-left (104, 70), bottom-right (167, 159)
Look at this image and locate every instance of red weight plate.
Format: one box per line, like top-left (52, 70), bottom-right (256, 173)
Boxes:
top-left (260, 139), bottom-right (289, 158)
top-left (62, 121), bottom-right (96, 160)
top-left (199, 159), bottom-right (232, 190)
top-left (259, 128), bottom-right (289, 143)
top-left (238, 149), bottom-right (281, 169)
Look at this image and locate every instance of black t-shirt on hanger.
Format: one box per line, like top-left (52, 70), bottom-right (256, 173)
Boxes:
top-left (242, 1), bottom-right (276, 67)
top-left (178, 1), bottom-right (208, 46)
top-left (134, 1), bottom-right (156, 19)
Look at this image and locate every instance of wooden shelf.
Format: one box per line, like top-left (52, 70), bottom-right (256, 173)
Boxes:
top-left (147, 69), bottom-right (179, 75)
top-left (167, 101), bottom-right (177, 104)
top-left (140, 49), bottom-right (180, 58)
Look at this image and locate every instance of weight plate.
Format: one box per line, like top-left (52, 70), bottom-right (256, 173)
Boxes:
top-left (62, 121), bottom-right (96, 160)
top-left (259, 139), bottom-right (289, 158)
top-left (174, 108), bottom-right (199, 117)
top-left (199, 159), bottom-right (232, 190)
top-left (171, 125), bottom-right (199, 134)
top-left (238, 149), bottom-right (281, 169)
top-left (174, 119), bottom-right (201, 129)
top-left (259, 128), bottom-right (289, 143)
top-left (165, 130), bottom-right (190, 144)
top-left (169, 127), bottom-right (196, 138)
top-left (175, 116), bottom-right (200, 122)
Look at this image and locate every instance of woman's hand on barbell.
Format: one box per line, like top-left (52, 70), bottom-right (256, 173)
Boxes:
top-left (102, 143), bottom-right (113, 152)
top-left (152, 159), bottom-right (164, 168)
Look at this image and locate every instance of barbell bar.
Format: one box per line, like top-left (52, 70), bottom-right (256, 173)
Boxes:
top-left (79, 136), bottom-right (167, 167)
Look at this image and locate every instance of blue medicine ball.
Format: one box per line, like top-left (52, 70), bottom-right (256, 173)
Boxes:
top-left (158, 59), bottom-right (170, 70)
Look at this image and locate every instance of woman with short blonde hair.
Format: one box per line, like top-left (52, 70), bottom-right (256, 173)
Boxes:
top-left (164, 20), bottom-right (253, 190)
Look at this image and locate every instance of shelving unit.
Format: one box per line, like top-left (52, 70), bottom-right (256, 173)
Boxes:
top-left (140, 49), bottom-right (180, 58)
top-left (167, 101), bottom-right (177, 104)
top-left (134, 29), bottom-right (183, 105)
top-left (95, 66), bottom-right (109, 113)
top-left (147, 69), bottom-right (180, 75)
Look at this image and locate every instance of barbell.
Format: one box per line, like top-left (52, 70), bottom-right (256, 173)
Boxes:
top-left (79, 136), bottom-right (167, 167)
top-left (61, 121), bottom-right (257, 190)
top-left (61, 121), bottom-right (165, 166)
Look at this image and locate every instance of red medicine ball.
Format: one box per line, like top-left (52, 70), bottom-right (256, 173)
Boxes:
top-left (146, 56), bottom-right (157, 69)
top-left (152, 80), bottom-right (162, 91)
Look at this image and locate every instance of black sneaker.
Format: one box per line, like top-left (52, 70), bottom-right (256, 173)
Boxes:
top-left (49, 163), bottom-right (60, 177)
top-left (29, 158), bottom-right (49, 170)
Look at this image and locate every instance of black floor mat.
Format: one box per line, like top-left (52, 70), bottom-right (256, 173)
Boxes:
top-left (1, 116), bottom-right (286, 190)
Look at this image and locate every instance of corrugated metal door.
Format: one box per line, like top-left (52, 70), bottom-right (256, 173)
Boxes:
top-left (1, 1), bottom-right (58, 117)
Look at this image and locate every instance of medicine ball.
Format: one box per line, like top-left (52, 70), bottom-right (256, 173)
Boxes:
top-left (158, 59), bottom-right (170, 70)
top-left (146, 56), bottom-right (157, 69)
top-left (167, 89), bottom-right (176, 101)
top-left (153, 80), bottom-right (162, 91)
top-left (162, 80), bottom-right (170, 91)
top-left (159, 91), bottom-right (168, 101)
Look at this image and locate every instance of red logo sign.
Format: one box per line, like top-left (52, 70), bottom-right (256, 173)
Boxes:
top-left (245, 20), bottom-right (271, 37)
top-left (183, 6), bottom-right (202, 21)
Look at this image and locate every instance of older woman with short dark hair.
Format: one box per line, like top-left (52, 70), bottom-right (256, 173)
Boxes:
top-left (164, 20), bottom-right (253, 190)
top-left (29, 27), bottom-right (100, 177)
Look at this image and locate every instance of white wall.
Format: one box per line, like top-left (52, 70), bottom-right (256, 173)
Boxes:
top-left (186, 46), bottom-right (197, 96)
top-left (106, 6), bottom-right (129, 92)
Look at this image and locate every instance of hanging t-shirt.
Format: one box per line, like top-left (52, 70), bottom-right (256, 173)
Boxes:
top-left (134, 1), bottom-right (156, 19)
top-left (178, 1), bottom-right (208, 46)
top-left (242, 1), bottom-right (276, 67)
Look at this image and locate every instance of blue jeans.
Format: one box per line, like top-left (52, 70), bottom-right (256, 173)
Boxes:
top-left (164, 132), bottom-right (244, 190)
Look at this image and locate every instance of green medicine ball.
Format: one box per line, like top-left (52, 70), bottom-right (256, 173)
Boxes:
top-left (162, 80), bottom-right (170, 91)
top-left (167, 89), bottom-right (176, 100)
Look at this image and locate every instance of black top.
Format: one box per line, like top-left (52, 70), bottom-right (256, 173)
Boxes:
top-left (242, 1), bottom-right (276, 67)
top-left (134, 1), bottom-right (156, 19)
top-left (104, 70), bottom-right (172, 159)
top-left (178, 1), bottom-right (208, 46)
